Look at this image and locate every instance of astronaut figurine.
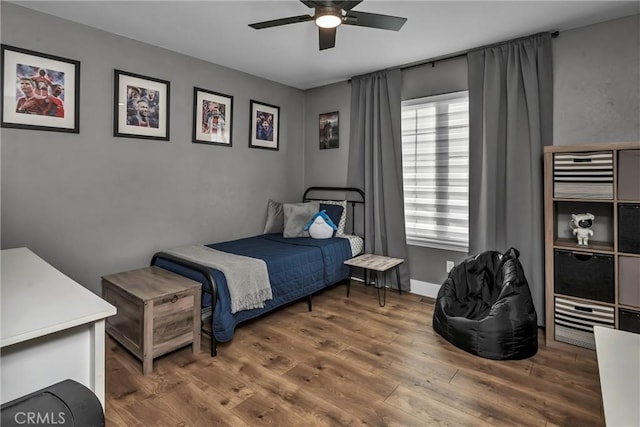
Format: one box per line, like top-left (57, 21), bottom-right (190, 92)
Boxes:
top-left (570, 213), bottom-right (595, 246)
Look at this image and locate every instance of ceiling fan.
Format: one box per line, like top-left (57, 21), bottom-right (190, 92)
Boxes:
top-left (248, 1), bottom-right (407, 51)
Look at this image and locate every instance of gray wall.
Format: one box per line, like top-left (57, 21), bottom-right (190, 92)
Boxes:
top-left (303, 14), bottom-right (639, 288)
top-left (2, 3), bottom-right (638, 296)
top-left (303, 81), bottom-right (351, 188)
top-left (1, 3), bottom-right (306, 294)
top-left (553, 14), bottom-right (640, 145)
top-left (303, 57), bottom-right (470, 287)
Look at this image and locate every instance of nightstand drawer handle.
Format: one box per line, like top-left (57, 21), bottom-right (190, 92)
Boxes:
top-left (171, 295), bottom-right (179, 303)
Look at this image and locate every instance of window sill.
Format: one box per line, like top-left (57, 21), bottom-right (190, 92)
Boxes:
top-left (406, 240), bottom-right (468, 253)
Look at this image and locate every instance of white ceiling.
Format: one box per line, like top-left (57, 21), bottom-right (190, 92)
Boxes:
top-left (11, 0), bottom-right (640, 90)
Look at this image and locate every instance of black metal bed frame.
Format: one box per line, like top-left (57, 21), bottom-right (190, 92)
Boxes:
top-left (150, 186), bottom-right (365, 357)
top-left (302, 186), bottom-right (365, 237)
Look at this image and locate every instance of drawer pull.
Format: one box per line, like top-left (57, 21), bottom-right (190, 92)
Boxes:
top-left (571, 251), bottom-right (594, 261)
top-left (171, 295), bottom-right (179, 303)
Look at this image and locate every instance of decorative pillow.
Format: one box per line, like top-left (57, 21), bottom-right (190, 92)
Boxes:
top-left (320, 204), bottom-right (344, 233)
top-left (304, 211), bottom-right (338, 239)
top-left (283, 202), bottom-right (319, 238)
top-left (264, 199), bottom-right (284, 233)
top-left (318, 200), bottom-right (347, 235)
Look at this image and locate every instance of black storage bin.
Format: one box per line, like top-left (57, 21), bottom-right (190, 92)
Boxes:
top-left (554, 250), bottom-right (614, 302)
top-left (1, 380), bottom-right (104, 427)
top-left (618, 204), bottom-right (640, 254)
top-left (619, 308), bottom-right (640, 334)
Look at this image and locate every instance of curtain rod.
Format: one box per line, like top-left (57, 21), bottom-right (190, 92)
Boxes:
top-left (400, 31), bottom-right (559, 71)
top-left (348, 30), bottom-right (560, 82)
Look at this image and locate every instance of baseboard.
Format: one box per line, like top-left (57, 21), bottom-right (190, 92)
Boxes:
top-left (350, 276), bottom-right (440, 298)
top-left (409, 279), bottom-right (441, 298)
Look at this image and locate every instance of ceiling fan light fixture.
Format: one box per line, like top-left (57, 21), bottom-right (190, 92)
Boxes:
top-left (315, 9), bottom-right (342, 28)
top-left (248, 1), bottom-right (408, 50)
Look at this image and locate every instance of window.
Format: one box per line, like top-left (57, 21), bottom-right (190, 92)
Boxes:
top-left (401, 91), bottom-right (469, 252)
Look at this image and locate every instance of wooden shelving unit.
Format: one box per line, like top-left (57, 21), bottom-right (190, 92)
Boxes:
top-left (544, 142), bottom-right (640, 351)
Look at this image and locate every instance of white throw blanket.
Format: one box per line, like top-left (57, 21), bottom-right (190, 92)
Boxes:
top-left (163, 245), bottom-right (272, 314)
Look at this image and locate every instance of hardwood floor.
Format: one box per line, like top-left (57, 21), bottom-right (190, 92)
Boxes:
top-left (105, 281), bottom-right (604, 426)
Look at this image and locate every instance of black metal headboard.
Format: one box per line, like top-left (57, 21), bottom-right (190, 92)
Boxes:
top-left (302, 187), bottom-right (365, 236)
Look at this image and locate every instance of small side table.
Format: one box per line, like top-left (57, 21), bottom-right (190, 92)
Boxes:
top-left (102, 266), bottom-right (201, 375)
top-left (344, 254), bottom-right (404, 306)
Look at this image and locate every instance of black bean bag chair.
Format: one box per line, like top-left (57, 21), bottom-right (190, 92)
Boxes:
top-left (432, 248), bottom-right (538, 360)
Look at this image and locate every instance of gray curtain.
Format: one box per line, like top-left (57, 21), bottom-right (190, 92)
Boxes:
top-left (347, 69), bottom-right (410, 291)
top-left (468, 33), bottom-right (553, 325)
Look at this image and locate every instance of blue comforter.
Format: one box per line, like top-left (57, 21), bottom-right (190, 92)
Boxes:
top-left (153, 233), bottom-right (352, 342)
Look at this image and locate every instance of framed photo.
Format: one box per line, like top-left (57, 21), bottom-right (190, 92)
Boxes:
top-left (1, 44), bottom-right (80, 133)
top-left (193, 87), bottom-right (233, 146)
top-left (249, 100), bottom-right (279, 151)
top-left (114, 69), bottom-right (169, 141)
top-left (319, 111), bottom-right (339, 149)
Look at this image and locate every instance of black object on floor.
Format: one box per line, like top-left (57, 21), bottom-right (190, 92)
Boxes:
top-left (1, 379), bottom-right (104, 427)
top-left (433, 248), bottom-right (538, 360)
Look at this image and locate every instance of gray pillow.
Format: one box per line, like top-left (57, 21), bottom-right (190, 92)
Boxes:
top-left (283, 202), bottom-right (319, 238)
top-left (264, 199), bottom-right (284, 233)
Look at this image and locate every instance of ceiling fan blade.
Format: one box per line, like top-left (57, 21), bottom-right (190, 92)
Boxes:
top-left (344, 10), bottom-right (407, 31)
top-left (299, 1), bottom-right (319, 8)
top-left (249, 14), bottom-right (313, 29)
top-left (337, 1), bottom-right (363, 11)
top-left (300, 0), bottom-right (338, 7)
top-left (319, 27), bottom-right (336, 50)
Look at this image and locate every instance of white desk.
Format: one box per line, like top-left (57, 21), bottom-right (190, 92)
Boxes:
top-left (1, 247), bottom-right (116, 408)
top-left (593, 326), bottom-right (640, 427)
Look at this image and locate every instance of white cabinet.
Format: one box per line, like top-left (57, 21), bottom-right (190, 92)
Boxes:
top-left (1, 248), bottom-right (116, 408)
top-left (594, 326), bottom-right (640, 427)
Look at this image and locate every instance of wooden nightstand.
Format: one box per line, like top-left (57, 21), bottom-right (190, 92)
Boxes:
top-left (344, 254), bottom-right (404, 307)
top-left (102, 266), bottom-right (201, 375)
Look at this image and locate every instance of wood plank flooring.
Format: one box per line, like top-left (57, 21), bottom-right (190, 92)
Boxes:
top-left (105, 281), bottom-right (604, 426)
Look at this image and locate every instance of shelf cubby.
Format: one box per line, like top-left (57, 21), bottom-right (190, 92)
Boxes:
top-left (544, 142), bottom-right (640, 350)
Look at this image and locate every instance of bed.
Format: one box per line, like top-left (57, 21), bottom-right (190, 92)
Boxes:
top-left (150, 187), bottom-right (365, 356)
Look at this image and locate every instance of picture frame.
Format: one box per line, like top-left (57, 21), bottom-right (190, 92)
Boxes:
top-left (1, 44), bottom-right (80, 133)
top-left (114, 69), bottom-right (169, 141)
top-left (249, 100), bottom-right (279, 151)
top-left (193, 87), bottom-right (233, 146)
top-left (319, 111), bottom-right (339, 149)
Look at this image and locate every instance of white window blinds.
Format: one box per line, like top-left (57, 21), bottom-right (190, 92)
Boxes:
top-left (401, 91), bottom-right (469, 252)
